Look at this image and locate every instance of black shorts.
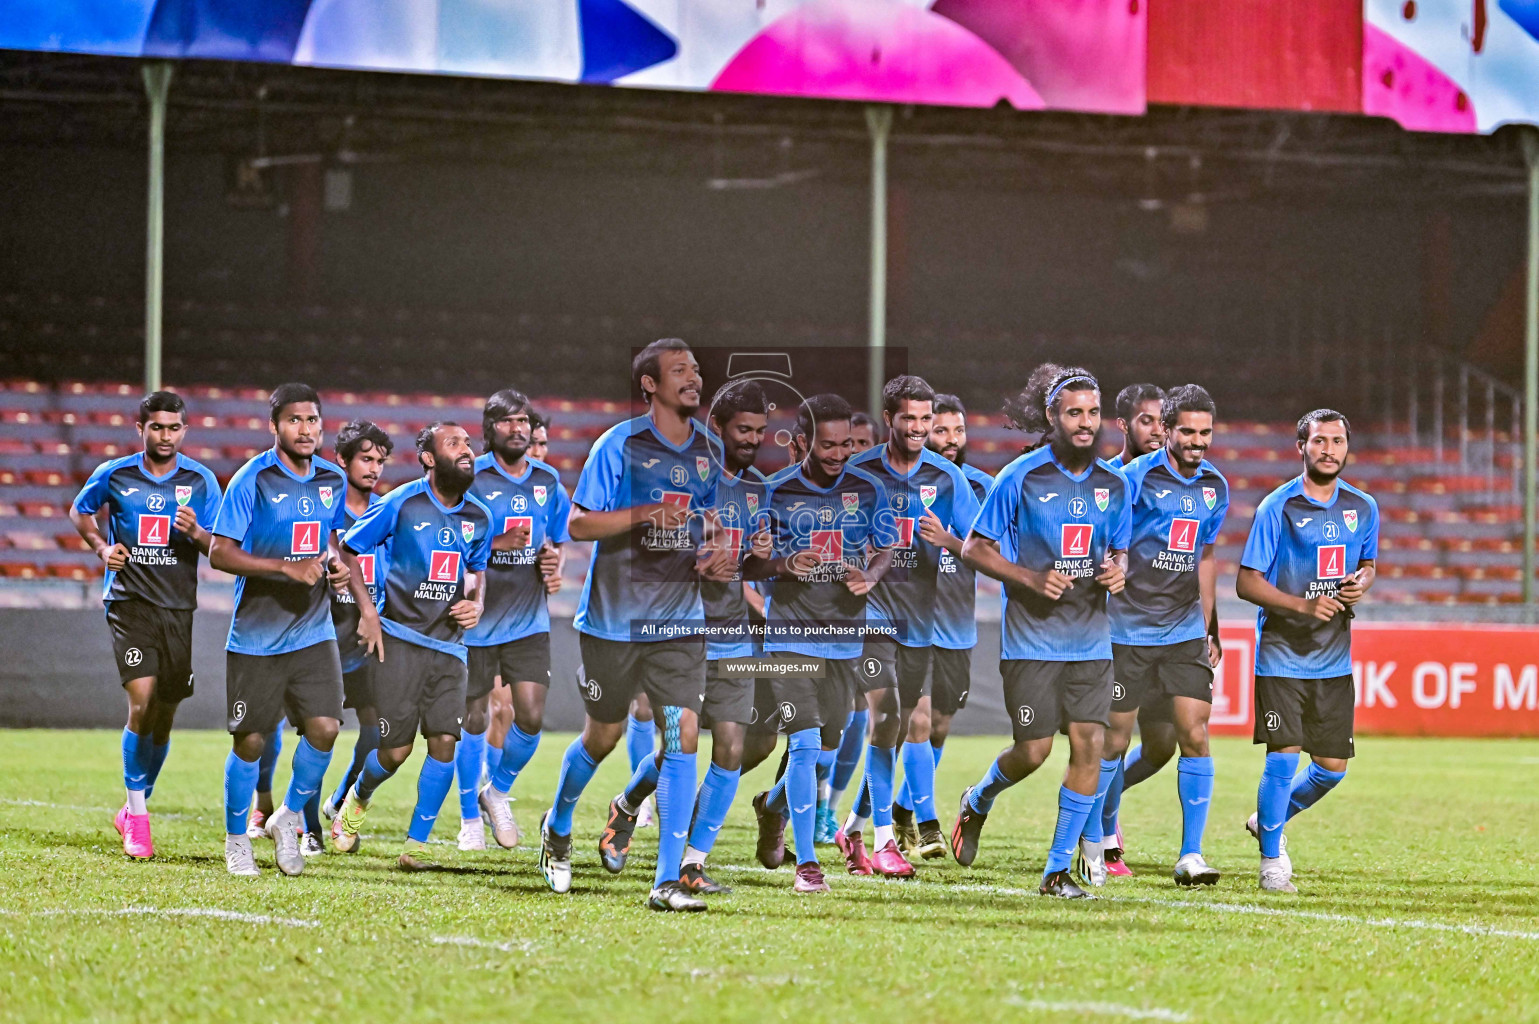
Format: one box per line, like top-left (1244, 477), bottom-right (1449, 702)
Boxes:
top-left (226, 640), bottom-right (343, 735)
top-left (1111, 639), bottom-right (1214, 714)
top-left (466, 633), bottom-right (552, 701)
top-left (771, 657), bottom-right (861, 748)
top-left (1253, 674), bottom-right (1356, 760)
top-left (748, 677), bottom-right (781, 735)
top-left (577, 634), bottom-right (706, 725)
top-left (701, 660), bottom-right (755, 728)
top-left (372, 635), bottom-right (469, 743)
top-left (860, 636), bottom-right (931, 707)
top-left (342, 663), bottom-right (374, 711)
top-left (931, 647), bottom-right (972, 717)
top-left (105, 599), bottom-right (195, 701)
top-left (1000, 658), bottom-right (1114, 742)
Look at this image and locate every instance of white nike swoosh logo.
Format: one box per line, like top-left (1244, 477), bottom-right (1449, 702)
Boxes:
top-left (642, 459), bottom-right (660, 468)
top-left (1155, 489), bottom-right (1171, 498)
top-left (118, 488), bottom-right (139, 496)
top-left (414, 522), bottom-right (431, 531)
top-left (1037, 493), bottom-right (1058, 502)
top-left (271, 494), bottom-right (288, 503)
top-left (1295, 518), bottom-right (1312, 527)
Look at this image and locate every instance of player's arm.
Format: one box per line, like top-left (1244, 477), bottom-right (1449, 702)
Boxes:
top-left (450, 569), bottom-right (485, 630)
top-left (174, 509), bottom-right (213, 555)
top-left (69, 505), bottom-right (129, 571)
top-left (916, 510), bottom-right (964, 555)
top-left (1236, 567), bottom-right (1342, 622)
top-left (695, 509), bottom-right (738, 582)
top-left (566, 502), bottom-right (682, 541)
top-left (537, 541), bottom-right (564, 594)
top-left (1095, 548), bottom-right (1128, 594)
top-left (325, 529), bottom-right (351, 593)
top-left (1337, 559), bottom-right (1377, 606)
top-left (846, 545), bottom-right (894, 595)
top-left (1199, 544), bottom-right (1221, 666)
top-left (961, 534), bottom-right (1076, 600)
top-left (339, 541), bottom-right (384, 661)
top-left (209, 535), bottom-right (326, 586)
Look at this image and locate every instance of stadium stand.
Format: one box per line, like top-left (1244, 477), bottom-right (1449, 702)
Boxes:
top-left (0, 375), bottom-right (1525, 605)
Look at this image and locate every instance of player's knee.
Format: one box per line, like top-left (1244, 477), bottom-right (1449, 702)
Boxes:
top-left (581, 718), bottom-right (624, 760)
top-left (463, 705), bottom-right (490, 734)
top-left (233, 732), bottom-right (265, 761)
top-left (426, 734), bottom-right (457, 762)
top-left (712, 735), bottom-right (744, 772)
top-left (518, 707), bottom-right (545, 735)
top-left (906, 707), bottom-right (932, 744)
top-left (305, 718), bottom-right (340, 750)
top-left (1177, 724), bottom-right (1210, 758)
top-left (930, 713), bottom-right (953, 746)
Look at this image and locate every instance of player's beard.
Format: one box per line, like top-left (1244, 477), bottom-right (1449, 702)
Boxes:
top-left (1049, 426), bottom-right (1099, 471)
top-left (1305, 454), bottom-right (1345, 485)
top-left (928, 440), bottom-right (966, 466)
top-left (727, 440), bottom-right (760, 475)
top-left (493, 433), bottom-right (529, 465)
top-left (433, 457), bottom-right (476, 498)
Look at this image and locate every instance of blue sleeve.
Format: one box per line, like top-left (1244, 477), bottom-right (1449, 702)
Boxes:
top-left (1202, 481), bottom-right (1229, 547)
top-left (1241, 497), bottom-right (1281, 573)
top-left (948, 464), bottom-right (981, 537)
top-left (870, 481), bottom-right (900, 549)
top-left (572, 432), bottom-right (625, 512)
top-left (548, 483), bottom-right (572, 544)
top-left (970, 468), bottom-right (1019, 545)
top-left (343, 494), bottom-right (396, 555)
top-left (213, 467), bottom-right (255, 542)
top-left (198, 466), bottom-right (223, 528)
top-left (699, 472), bottom-right (718, 513)
top-left (72, 461), bottom-right (114, 515)
top-left (331, 486), bottom-right (349, 533)
top-left (1110, 478), bottom-right (1133, 550)
top-left (468, 510), bottom-right (492, 573)
top-left (1122, 458), bottom-right (1146, 504)
top-left (1360, 496), bottom-right (1381, 561)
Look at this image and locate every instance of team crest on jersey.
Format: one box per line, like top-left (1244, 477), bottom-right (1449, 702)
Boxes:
top-left (175, 485), bottom-right (192, 507)
top-left (697, 456), bottom-right (710, 481)
top-left (746, 492), bottom-right (759, 515)
top-left (533, 485), bottom-right (548, 506)
top-left (842, 492), bottom-right (859, 513)
top-left (1343, 509), bottom-right (1358, 533)
top-left (319, 486), bottom-right (333, 509)
top-left (920, 485), bottom-right (937, 509)
top-left (1203, 486), bottom-right (1217, 509)
top-left (670, 465), bottom-right (688, 487)
top-left (1094, 488), bottom-right (1109, 512)
top-left (461, 520), bottom-right (475, 544)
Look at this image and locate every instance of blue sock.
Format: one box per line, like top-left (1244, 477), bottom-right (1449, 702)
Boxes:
top-left (625, 714), bottom-right (655, 774)
top-left (1121, 744), bottom-right (1144, 792)
top-left (122, 729), bottom-right (148, 793)
top-left (303, 788), bottom-right (322, 836)
top-left (784, 729), bottom-right (821, 865)
top-left (1082, 758), bottom-right (1122, 844)
top-left (1100, 756), bottom-right (1125, 838)
top-left (624, 753), bottom-right (662, 807)
top-left (900, 741), bottom-right (937, 822)
top-left (853, 776), bottom-right (872, 818)
top-left (687, 762), bottom-right (741, 855)
top-left (407, 755), bottom-right (456, 843)
top-left (1288, 762), bottom-right (1345, 820)
top-left (968, 757), bottom-right (1016, 814)
top-left (456, 729), bottom-right (488, 820)
top-left (144, 740), bottom-right (170, 799)
top-left (330, 723), bottom-right (380, 810)
top-left (895, 775), bottom-right (913, 812)
top-left (653, 749), bottom-right (696, 887)
top-left (283, 737), bottom-right (331, 816)
top-left (832, 709), bottom-right (867, 795)
top-left (815, 748), bottom-right (835, 799)
top-left (256, 721), bottom-right (284, 793)
top-left (932, 742), bottom-right (945, 773)
top-left (549, 738), bottom-right (599, 836)
top-left (1044, 786), bottom-right (1097, 876)
top-left (865, 744), bottom-right (897, 828)
top-left (491, 722), bottom-right (540, 793)
top-left (1177, 756), bottom-right (1215, 857)
top-left (1257, 751), bottom-right (1299, 859)
top-left (223, 752), bottom-right (260, 834)
top-left (766, 770), bottom-right (790, 815)
top-left (354, 749), bottom-right (395, 803)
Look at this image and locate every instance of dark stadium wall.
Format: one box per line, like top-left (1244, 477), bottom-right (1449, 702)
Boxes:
top-left (0, 610), bottom-right (1007, 733)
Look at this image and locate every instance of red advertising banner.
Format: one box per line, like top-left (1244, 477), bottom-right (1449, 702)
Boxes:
top-left (1212, 621), bottom-right (1539, 738)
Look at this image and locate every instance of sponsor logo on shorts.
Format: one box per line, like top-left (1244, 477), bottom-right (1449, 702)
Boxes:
top-left (137, 514), bottom-right (171, 547)
top-left (429, 550), bottom-right (462, 583)
top-left (1017, 705), bottom-right (1034, 727)
top-left (1265, 710), bottom-right (1281, 731)
top-left (292, 521), bottom-right (322, 556)
top-left (1317, 544), bottom-right (1347, 580)
top-left (1167, 517), bottom-right (1200, 554)
top-left (124, 647), bottom-right (143, 668)
top-left (1061, 523), bottom-right (1092, 559)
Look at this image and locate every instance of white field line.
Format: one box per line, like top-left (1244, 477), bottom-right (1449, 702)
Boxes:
top-left (1, 906), bottom-right (318, 927)
top-left (1005, 998), bottom-right (1190, 1021)
top-left (430, 934), bottom-right (535, 954)
top-left (0, 798), bottom-right (192, 820)
top-left (948, 884), bottom-right (1539, 941)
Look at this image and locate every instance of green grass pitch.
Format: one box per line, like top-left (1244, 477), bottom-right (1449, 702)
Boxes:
top-left (2, 730), bottom-right (1537, 1023)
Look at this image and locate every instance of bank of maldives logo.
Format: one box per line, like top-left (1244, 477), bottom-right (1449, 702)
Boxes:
top-left (429, 550), bottom-right (461, 582)
top-left (1317, 545), bottom-right (1347, 580)
top-left (137, 514), bottom-right (171, 547)
top-left (1167, 517), bottom-right (1199, 554)
top-left (292, 521), bottom-right (322, 556)
top-left (1061, 523), bottom-right (1092, 558)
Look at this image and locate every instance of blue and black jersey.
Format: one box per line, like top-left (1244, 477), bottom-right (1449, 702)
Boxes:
top-left (331, 497), bottom-right (386, 673)
top-left (761, 465), bottom-right (895, 660)
top-left (72, 453), bottom-right (221, 611)
top-left (932, 462), bottom-right (993, 651)
top-left (850, 445), bottom-right (982, 648)
top-left (214, 449), bottom-right (348, 656)
top-left (464, 453), bottom-right (572, 648)
top-left (1241, 475), bottom-right (1380, 679)
top-left (969, 447), bottom-right (1131, 662)
top-left (571, 415), bottom-right (720, 642)
top-left (702, 464), bottom-right (770, 660)
top-left (342, 477), bottom-right (493, 663)
top-left (1109, 449), bottom-right (1229, 647)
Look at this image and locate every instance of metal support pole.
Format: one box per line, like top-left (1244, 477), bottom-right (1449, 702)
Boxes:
top-left (865, 105), bottom-right (892, 422)
top-left (142, 62), bottom-right (173, 395)
top-left (1522, 129), bottom-right (1539, 607)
